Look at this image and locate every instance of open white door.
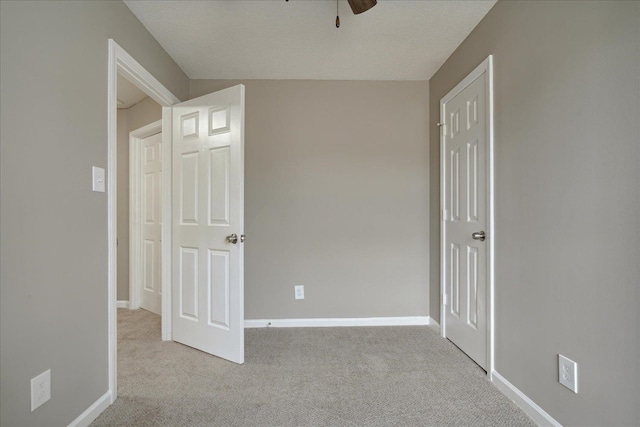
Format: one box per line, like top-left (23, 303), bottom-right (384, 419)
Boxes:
top-left (172, 85), bottom-right (245, 364)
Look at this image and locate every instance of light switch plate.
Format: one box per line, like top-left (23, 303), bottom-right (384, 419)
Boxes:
top-left (92, 166), bottom-right (105, 192)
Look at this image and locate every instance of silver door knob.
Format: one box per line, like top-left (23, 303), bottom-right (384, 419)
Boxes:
top-left (472, 231), bottom-right (486, 241)
top-left (226, 234), bottom-right (238, 244)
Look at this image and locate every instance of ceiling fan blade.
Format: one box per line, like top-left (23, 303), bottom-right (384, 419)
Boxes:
top-left (347, 0), bottom-right (377, 15)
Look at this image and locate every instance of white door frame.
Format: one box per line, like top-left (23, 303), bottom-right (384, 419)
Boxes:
top-left (439, 55), bottom-right (495, 378)
top-left (129, 120), bottom-right (163, 311)
top-left (107, 39), bottom-right (180, 403)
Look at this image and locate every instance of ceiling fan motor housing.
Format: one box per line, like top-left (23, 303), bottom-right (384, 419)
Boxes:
top-left (348, 0), bottom-right (377, 15)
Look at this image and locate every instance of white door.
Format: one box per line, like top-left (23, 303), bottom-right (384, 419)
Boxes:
top-left (442, 69), bottom-right (489, 370)
top-left (172, 85), bottom-right (245, 364)
top-left (140, 132), bottom-right (162, 315)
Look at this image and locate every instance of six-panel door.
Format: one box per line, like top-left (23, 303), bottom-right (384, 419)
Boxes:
top-left (443, 75), bottom-right (487, 370)
top-left (172, 85), bottom-right (245, 364)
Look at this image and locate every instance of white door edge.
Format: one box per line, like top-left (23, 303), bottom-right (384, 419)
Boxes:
top-left (161, 107), bottom-right (173, 342)
top-left (129, 120), bottom-right (162, 312)
top-left (107, 38), bottom-right (180, 405)
top-left (439, 55), bottom-right (494, 376)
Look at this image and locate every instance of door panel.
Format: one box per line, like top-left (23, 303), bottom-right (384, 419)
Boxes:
top-left (180, 152), bottom-right (199, 225)
top-left (451, 243), bottom-right (460, 317)
top-left (143, 239), bottom-right (154, 292)
top-left (208, 250), bottom-right (230, 328)
top-left (172, 85), bottom-right (245, 364)
top-left (179, 246), bottom-right (199, 320)
top-left (140, 132), bottom-right (162, 315)
top-left (209, 147), bottom-right (230, 225)
top-left (444, 74), bottom-right (487, 369)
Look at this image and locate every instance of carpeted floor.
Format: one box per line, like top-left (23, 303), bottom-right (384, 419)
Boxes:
top-left (91, 309), bottom-right (535, 426)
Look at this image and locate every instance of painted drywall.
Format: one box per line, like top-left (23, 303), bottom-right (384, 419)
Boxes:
top-left (126, 96), bottom-right (163, 133)
top-left (429, 1), bottom-right (639, 425)
top-left (0, 1), bottom-right (188, 426)
top-left (117, 97), bottom-right (162, 301)
top-left (191, 80), bottom-right (430, 319)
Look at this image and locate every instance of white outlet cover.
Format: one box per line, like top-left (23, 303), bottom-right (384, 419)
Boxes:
top-left (558, 354), bottom-right (578, 393)
top-left (294, 285), bottom-right (304, 300)
top-left (92, 166), bottom-right (105, 192)
top-left (31, 369), bottom-right (51, 411)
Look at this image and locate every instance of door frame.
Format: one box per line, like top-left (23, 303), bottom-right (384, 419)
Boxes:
top-left (439, 55), bottom-right (495, 378)
top-left (107, 39), bottom-right (180, 403)
top-left (129, 120), bottom-right (163, 311)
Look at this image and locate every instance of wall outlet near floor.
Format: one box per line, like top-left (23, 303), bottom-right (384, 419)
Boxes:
top-left (31, 369), bottom-right (51, 411)
top-left (294, 285), bottom-right (304, 300)
top-left (558, 354), bottom-right (578, 393)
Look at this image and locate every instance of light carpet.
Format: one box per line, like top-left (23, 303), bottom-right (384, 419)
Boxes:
top-left (91, 309), bottom-right (534, 426)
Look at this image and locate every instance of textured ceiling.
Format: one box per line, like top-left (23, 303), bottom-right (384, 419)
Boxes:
top-left (124, 0), bottom-right (496, 81)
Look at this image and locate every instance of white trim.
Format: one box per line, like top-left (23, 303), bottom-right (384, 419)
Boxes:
top-left (116, 300), bottom-right (130, 309)
top-left (129, 120), bottom-right (163, 312)
top-left (487, 56), bottom-right (495, 379)
top-left (492, 371), bottom-right (562, 427)
top-left (439, 55), bottom-right (495, 376)
top-left (112, 43), bottom-right (180, 107)
top-left (67, 391), bottom-right (112, 427)
top-left (161, 107), bottom-right (173, 341)
top-left (107, 38), bottom-right (118, 406)
top-left (107, 39), bottom-right (179, 412)
top-left (245, 316), bottom-right (433, 328)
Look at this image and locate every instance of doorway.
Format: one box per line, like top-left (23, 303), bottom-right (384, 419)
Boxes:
top-left (440, 56), bottom-right (494, 375)
top-left (108, 39), bottom-right (179, 403)
top-left (127, 120), bottom-right (163, 315)
top-left (108, 39), bottom-right (246, 405)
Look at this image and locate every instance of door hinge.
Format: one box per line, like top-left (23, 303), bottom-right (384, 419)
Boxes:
top-left (442, 209), bottom-right (448, 221)
top-left (443, 293), bottom-right (447, 306)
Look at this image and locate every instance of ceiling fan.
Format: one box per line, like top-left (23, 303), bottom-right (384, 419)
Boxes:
top-left (343, 0), bottom-right (377, 15)
top-left (285, 0), bottom-right (377, 28)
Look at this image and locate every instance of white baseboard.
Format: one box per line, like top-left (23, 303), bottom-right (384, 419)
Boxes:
top-left (116, 300), bottom-right (130, 309)
top-left (491, 371), bottom-right (562, 427)
top-left (67, 390), bottom-right (112, 427)
top-left (245, 316), bottom-right (434, 328)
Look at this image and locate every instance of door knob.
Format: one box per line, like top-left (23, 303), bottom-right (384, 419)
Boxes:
top-left (472, 231), bottom-right (486, 242)
top-left (225, 233), bottom-right (238, 244)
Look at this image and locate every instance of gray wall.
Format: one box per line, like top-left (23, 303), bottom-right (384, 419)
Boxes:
top-left (429, 1), bottom-right (639, 425)
top-left (191, 80), bottom-right (430, 320)
top-left (126, 96), bottom-right (164, 132)
top-left (117, 97), bottom-right (162, 301)
top-left (0, 1), bottom-right (188, 426)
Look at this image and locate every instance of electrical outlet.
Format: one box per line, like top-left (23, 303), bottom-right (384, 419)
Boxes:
top-left (31, 369), bottom-right (51, 411)
top-left (294, 285), bottom-right (304, 300)
top-left (558, 354), bottom-right (578, 393)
